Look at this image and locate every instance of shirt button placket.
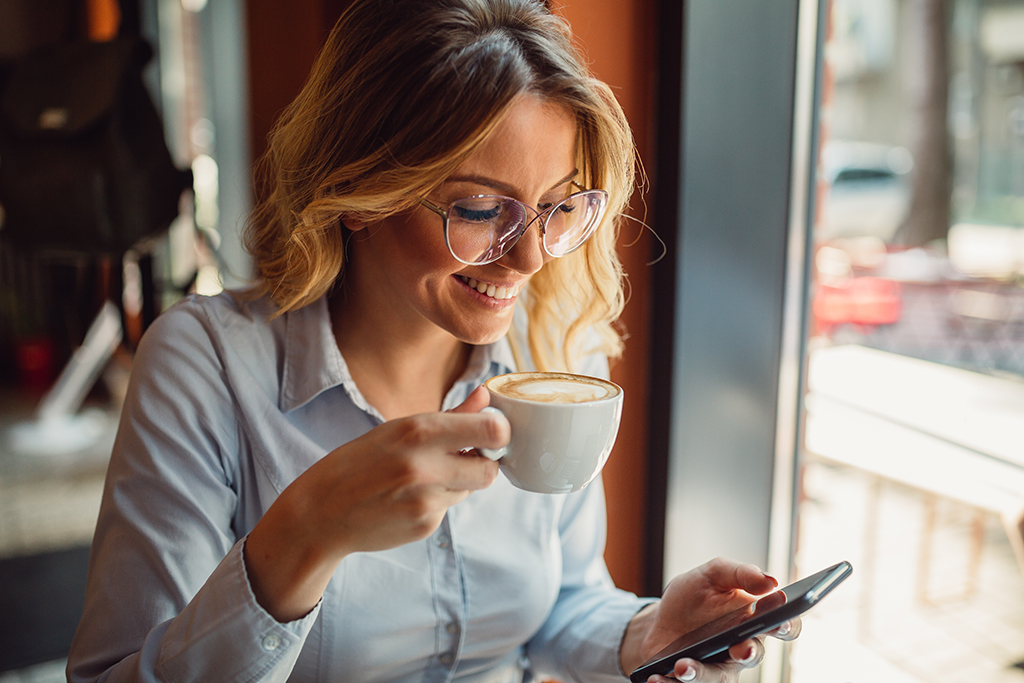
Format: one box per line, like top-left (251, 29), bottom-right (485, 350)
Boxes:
top-left (427, 516), bottom-right (463, 683)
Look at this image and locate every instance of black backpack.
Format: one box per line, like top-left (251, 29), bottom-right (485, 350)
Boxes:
top-left (0, 36), bottom-right (191, 256)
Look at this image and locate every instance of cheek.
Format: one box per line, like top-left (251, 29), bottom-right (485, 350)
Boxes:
top-left (395, 215), bottom-right (458, 267)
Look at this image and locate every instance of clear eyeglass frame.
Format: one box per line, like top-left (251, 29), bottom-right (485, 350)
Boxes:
top-left (420, 184), bottom-right (609, 266)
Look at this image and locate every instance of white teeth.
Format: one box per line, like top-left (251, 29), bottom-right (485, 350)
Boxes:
top-left (461, 276), bottom-right (518, 300)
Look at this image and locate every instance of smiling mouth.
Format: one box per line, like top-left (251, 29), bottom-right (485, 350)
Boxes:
top-left (459, 276), bottom-right (521, 301)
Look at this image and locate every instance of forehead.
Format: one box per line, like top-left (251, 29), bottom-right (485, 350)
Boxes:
top-left (447, 95), bottom-right (577, 196)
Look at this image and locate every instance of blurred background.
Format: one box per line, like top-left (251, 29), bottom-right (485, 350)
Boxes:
top-left (795, 0), bottom-right (1024, 681)
top-left (0, 0), bottom-right (1021, 682)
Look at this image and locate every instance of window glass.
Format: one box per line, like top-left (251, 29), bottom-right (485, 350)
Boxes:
top-left (793, 0), bottom-right (1024, 681)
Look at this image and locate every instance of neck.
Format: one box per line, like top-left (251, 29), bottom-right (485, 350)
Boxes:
top-left (329, 289), bottom-right (471, 420)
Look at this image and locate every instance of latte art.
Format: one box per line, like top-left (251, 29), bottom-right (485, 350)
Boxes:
top-left (486, 372), bottom-right (619, 404)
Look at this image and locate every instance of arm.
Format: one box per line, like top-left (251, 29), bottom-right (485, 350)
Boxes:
top-left (70, 299), bottom-right (507, 681)
top-left (68, 303), bottom-right (321, 683)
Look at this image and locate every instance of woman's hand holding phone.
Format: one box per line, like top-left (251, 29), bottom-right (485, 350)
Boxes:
top-left (620, 558), bottom-right (789, 682)
top-left (627, 560), bottom-right (851, 682)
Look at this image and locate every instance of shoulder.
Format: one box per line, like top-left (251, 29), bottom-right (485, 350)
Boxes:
top-left (140, 289), bottom-right (278, 359)
top-left (131, 289), bottom-right (286, 404)
top-left (146, 288), bottom-right (274, 337)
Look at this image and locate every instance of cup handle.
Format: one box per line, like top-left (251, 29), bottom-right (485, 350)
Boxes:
top-left (478, 406), bottom-right (507, 461)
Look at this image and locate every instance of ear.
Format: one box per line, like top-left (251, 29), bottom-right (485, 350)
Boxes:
top-left (341, 217), bottom-right (367, 232)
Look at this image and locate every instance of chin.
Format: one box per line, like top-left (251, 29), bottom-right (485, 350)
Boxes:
top-left (458, 329), bottom-right (510, 347)
top-left (449, 318), bottom-right (514, 347)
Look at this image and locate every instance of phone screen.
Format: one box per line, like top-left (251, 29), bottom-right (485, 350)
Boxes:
top-left (629, 560), bottom-right (852, 681)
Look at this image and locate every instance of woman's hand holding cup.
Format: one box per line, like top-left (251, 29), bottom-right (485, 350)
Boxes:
top-left (244, 387), bottom-right (505, 622)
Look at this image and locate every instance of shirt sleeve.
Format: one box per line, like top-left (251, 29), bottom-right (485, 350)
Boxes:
top-left (523, 477), bottom-right (657, 682)
top-left (67, 301), bottom-right (319, 683)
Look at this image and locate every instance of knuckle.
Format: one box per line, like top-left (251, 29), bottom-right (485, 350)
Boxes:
top-left (393, 417), bottom-right (434, 448)
top-left (703, 556), bottom-right (729, 575)
top-left (398, 492), bottom-right (440, 528)
top-left (392, 456), bottom-right (429, 488)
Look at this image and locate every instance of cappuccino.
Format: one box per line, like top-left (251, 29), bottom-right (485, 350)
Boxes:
top-left (479, 371), bottom-right (624, 493)
top-left (486, 372), bottom-right (618, 404)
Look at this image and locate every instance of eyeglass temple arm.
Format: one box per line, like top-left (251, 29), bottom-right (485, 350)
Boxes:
top-left (419, 198), bottom-right (448, 218)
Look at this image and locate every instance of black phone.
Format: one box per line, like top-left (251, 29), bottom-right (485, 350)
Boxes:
top-left (629, 560), bottom-right (853, 682)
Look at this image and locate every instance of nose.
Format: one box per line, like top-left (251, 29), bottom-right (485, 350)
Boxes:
top-left (500, 216), bottom-right (549, 275)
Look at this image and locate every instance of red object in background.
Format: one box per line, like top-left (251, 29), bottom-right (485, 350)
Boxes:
top-left (15, 336), bottom-right (55, 394)
top-left (813, 276), bottom-right (903, 332)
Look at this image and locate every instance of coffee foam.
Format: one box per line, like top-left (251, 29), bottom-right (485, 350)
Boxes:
top-left (487, 372), bottom-right (618, 404)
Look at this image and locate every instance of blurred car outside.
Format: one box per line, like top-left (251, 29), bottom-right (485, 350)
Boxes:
top-left (818, 140), bottom-right (914, 243)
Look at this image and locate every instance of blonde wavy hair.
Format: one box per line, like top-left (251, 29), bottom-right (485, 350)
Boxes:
top-left (244, 0), bottom-right (635, 372)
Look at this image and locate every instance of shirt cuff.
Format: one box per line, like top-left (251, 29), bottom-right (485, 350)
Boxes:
top-left (616, 599), bottom-right (661, 679)
top-left (156, 537), bottom-right (322, 682)
top-left (570, 596), bottom-right (660, 683)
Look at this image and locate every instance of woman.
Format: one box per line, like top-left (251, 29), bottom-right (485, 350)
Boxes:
top-left (69, 1), bottom-right (797, 681)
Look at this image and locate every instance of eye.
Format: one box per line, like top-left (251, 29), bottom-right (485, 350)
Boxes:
top-left (541, 199), bottom-right (577, 215)
top-left (452, 201), bottom-right (503, 223)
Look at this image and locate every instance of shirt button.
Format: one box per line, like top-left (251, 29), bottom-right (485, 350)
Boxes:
top-left (437, 533), bottom-right (451, 549)
top-left (445, 622), bottom-right (459, 635)
top-left (261, 634), bottom-right (282, 651)
top-left (439, 652), bottom-right (454, 665)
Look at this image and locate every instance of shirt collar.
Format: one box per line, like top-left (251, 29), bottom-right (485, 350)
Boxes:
top-left (279, 295), bottom-right (523, 413)
top-left (280, 295), bottom-right (348, 413)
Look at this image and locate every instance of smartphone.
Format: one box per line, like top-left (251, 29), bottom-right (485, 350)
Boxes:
top-left (629, 560), bottom-right (853, 682)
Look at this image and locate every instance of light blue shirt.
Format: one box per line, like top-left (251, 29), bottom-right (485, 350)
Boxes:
top-left (68, 291), bottom-right (651, 683)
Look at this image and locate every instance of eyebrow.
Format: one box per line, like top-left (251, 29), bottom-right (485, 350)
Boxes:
top-left (442, 169), bottom-right (579, 197)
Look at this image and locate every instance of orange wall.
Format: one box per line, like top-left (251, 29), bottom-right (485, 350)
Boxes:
top-left (553, 0), bottom-right (657, 596)
top-left (246, 0), bottom-right (659, 596)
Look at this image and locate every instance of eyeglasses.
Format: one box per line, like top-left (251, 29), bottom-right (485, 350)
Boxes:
top-left (420, 186), bottom-right (609, 266)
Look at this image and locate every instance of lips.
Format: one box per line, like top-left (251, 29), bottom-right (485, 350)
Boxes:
top-left (459, 276), bottom-right (521, 301)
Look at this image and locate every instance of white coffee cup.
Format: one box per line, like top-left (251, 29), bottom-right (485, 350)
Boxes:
top-left (478, 371), bottom-right (623, 494)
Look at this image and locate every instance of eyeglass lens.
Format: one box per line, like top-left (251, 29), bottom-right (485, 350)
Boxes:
top-left (446, 190), bottom-right (606, 265)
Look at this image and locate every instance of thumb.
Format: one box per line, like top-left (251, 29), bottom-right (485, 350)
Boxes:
top-left (449, 384), bottom-right (491, 414)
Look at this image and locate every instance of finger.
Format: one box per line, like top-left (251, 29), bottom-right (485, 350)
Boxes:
top-left (770, 617), bottom-right (802, 642)
top-left (667, 655), bottom-right (700, 683)
top-left (436, 447), bottom-right (500, 491)
top-left (702, 558), bottom-right (777, 596)
top-left (728, 637), bottom-right (765, 669)
top-left (733, 562), bottom-right (778, 595)
top-left (448, 385), bottom-right (490, 414)
top-left (387, 414), bottom-right (501, 489)
top-left (412, 411), bottom-right (510, 454)
top-left (670, 659), bottom-right (700, 682)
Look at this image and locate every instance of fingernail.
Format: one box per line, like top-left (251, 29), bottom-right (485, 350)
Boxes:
top-left (738, 646), bottom-right (757, 664)
top-left (679, 666), bottom-right (697, 682)
top-left (776, 621), bottom-right (791, 637)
